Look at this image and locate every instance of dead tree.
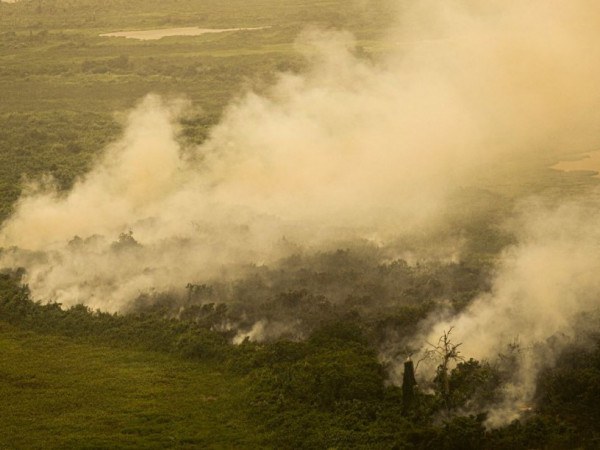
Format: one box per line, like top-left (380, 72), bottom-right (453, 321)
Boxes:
top-left (424, 327), bottom-right (464, 408)
top-left (402, 358), bottom-right (418, 414)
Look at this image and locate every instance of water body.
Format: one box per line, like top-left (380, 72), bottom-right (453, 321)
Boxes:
top-left (100, 26), bottom-right (268, 41)
top-left (552, 150), bottom-right (600, 177)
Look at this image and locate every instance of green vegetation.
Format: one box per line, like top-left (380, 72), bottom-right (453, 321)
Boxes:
top-left (0, 323), bottom-right (261, 448)
top-left (1, 270), bottom-right (599, 448)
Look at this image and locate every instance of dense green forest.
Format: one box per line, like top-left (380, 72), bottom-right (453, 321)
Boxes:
top-left (1, 0), bottom-right (600, 448)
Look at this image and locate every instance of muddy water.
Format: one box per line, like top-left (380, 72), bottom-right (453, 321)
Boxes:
top-left (552, 150), bottom-right (600, 177)
top-left (100, 26), bottom-right (267, 40)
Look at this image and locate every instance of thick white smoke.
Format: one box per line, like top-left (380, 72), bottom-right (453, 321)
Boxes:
top-left (409, 198), bottom-right (600, 426)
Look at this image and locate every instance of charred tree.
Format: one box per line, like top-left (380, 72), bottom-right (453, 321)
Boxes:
top-left (402, 358), bottom-right (417, 414)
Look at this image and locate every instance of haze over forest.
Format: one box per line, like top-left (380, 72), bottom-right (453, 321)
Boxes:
top-left (1, 0), bottom-right (600, 448)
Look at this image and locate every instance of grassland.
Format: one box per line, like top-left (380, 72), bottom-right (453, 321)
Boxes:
top-left (0, 321), bottom-right (265, 448)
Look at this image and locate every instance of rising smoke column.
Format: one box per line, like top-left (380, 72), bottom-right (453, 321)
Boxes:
top-left (408, 197), bottom-right (600, 426)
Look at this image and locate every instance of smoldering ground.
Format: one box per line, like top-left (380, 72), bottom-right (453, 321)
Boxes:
top-left (2, 0), bottom-right (600, 427)
top-left (398, 198), bottom-right (600, 427)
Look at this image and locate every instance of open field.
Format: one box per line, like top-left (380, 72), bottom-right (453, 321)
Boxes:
top-left (0, 322), bottom-right (263, 448)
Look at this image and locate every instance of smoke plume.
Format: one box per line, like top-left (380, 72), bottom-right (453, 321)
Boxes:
top-left (411, 198), bottom-right (600, 426)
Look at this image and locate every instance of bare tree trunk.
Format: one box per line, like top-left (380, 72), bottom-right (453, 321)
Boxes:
top-left (402, 359), bottom-right (417, 414)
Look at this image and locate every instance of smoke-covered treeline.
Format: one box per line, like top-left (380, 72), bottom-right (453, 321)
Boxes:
top-left (1, 268), bottom-right (599, 448)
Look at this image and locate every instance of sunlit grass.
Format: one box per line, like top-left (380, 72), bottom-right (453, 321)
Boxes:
top-left (0, 322), bottom-right (263, 448)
